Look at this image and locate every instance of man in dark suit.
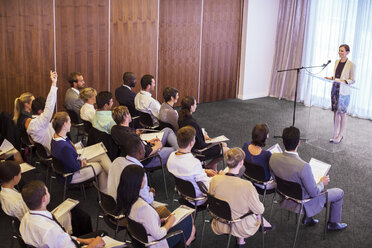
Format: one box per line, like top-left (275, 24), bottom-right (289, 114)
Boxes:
top-left (115, 72), bottom-right (138, 118)
top-left (269, 126), bottom-right (347, 231)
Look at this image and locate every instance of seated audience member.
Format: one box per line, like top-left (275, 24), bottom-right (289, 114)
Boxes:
top-left (167, 126), bottom-right (217, 206)
top-left (209, 148), bottom-right (268, 247)
top-left (65, 72), bottom-right (85, 117)
top-left (111, 106), bottom-right (178, 168)
top-left (178, 96), bottom-right (229, 171)
top-left (92, 91), bottom-right (116, 134)
top-left (108, 136), bottom-right (154, 203)
top-left (242, 124), bottom-right (276, 189)
top-left (116, 165), bottom-right (195, 247)
top-left (79, 87), bottom-right (97, 123)
top-left (0, 161), bottom-right (92, 236)
top-left (115, 72), bottom-right (139, 118)
top-left (13, 92), bottom-right (34, 138)
top-left (270, 126), bottom-right (347, 230)
top-left (159, 87), bottom-right (179, 131)
top-left (51, 112), bottom-right (112, 193)
top-left (134, 74), bottom-right (161, 126)
top-left (20, 180), bottom-right (105, 248)
top-left (27, 71), bottom-right (58, 154)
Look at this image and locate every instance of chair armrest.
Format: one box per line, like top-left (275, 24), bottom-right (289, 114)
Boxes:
top-left (147, 230), bottom-right (184, 246)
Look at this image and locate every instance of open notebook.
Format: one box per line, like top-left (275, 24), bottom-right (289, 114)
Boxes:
top-left (77, 142), bottom-right (107, 160)
top-left (267, 143), bottom-right (283, 154)
top-left (309, 158), bottom-right (331, 183)
top-left (0, 138), bottom-right (16, 156)
top-left (171, 205), bottom-right (195, 227)
top-left (51, 198), bottom-right (79, 220)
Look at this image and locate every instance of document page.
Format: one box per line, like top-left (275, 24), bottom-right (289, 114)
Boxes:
top-left (140, 132), bottom-right (164, 142)
top-left (267, 143), bottom-right (283, 154)
top-left (205, 135), bottom-right (229, 144)
top-left (0, 139), bottom-right (15, 155)
top-left (309, 158), bottom-right (331, 183)
top-left (77, 142), bottom-right (107, 160)
top-left (51, 198), bottom-right (79, 220)
top-left (20, 163), bottom-right (35, 173)
top-left (171, 205), bottom-right (195, 227)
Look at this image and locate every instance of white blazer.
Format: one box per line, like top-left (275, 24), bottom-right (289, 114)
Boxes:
top-left (333, 59), bottom-right (355, 96)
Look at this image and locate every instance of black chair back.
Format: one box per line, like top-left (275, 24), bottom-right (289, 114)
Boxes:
top-left (82, 120), bottom-right (92, 134)
top-left (174, 176), bottom-right (197, 198)
top-left (87, 127), bottom-right (119, 161)
top-left (66, 109), bottom-right (81, 124)
top-left (93, 182), bottom-right (117, 215)
top-left (159, 120), bottom-right (174, 130)
top-left (34, 142), bottom-right (49, 159)
top-left (12, 217), bottom-right (34, 248)
top-left (128, 218), bottom-right (148, 247)
top-left (275, 175), bottom-right (303, 200)
top-left (138, 111), bottom-right (154, 128)
top-left (244, 161), bottom-right (267, 182)
top-left (51, 157), bottom-right (66, 175)
top-left (207, 194), bottom-right (232, 221)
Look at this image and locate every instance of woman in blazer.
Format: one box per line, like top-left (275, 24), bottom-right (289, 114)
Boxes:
top-left (325, 44), bottom-right (355, 144)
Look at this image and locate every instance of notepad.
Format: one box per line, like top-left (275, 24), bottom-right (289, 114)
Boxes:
top-left (20, 163), bottom-right (35, 173)
top-left (101, 236), bottom-right (126, 248)
top-left (0, 138), bottom-right (15, 156)
top-left (205, 135), bottom-right (229, 144)
top-left (267, 143), bottom-right (283, 154)
top-left (77, 142), bottom-right (107, 160)
top-left (51, 198), bottom-right (79, 220)
top-left (140, 132), bottom-right (164, 142)
top-left (309, 158), bottom-right (331, 183)
top-left (171, 205), bottom-right (195, 227)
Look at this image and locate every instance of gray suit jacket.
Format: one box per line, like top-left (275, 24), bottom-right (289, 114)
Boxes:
top-left (64, 88), bottom-right (84, 115)
top-left (269, 151), bottom-right (326, 217)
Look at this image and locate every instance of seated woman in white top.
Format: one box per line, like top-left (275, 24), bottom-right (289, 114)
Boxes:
top-left (79, 87), bottom-right (97, 123)
top-left (0, 161), bottom-right (74, 233)
top-left (116, 164), bottom-right (195, 248)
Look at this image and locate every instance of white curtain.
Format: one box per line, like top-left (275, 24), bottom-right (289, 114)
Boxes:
top-left (300, 0), bottom-right (372, 119)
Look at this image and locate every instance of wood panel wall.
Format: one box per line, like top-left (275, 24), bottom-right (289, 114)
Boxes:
top-left (200, 0), bottom-right (242, 102)
top-left (110, 0), bottom-right (158, 101)
top-left (0, 0), bottom-right (242, 114)
top-left (158, 0), bottom-right (201, 103)
top-left (0, 0), bottom-right (54, 114)
top-left (55, 0), bottom-right (109, 110)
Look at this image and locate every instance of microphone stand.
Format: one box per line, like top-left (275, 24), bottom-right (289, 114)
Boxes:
top-left (277, 63), bottom-right (325, 126)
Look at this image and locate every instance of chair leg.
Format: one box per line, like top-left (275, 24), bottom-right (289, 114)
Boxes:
top-left (293, 204), bottom-right (304, 248)
top-left (324, 197), bottom-right (329, 240)
top-left (81, 184), bottom-right (87, 199)
top-left (63, 181), bottom-right (67, 201)
top-left (200, 212), bottom-right (207, 247)
top-left (261, 215), bottom-right (265, 248)
top-left (269, 192), bottom-right (276, 219)
top-left (161, 164), bottom-right (168, 199)
top-left (227, 226), bottom-right (232, 248)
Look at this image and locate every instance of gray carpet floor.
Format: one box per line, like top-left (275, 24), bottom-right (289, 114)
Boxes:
top-left (1, 96), bottom-right (371, 247)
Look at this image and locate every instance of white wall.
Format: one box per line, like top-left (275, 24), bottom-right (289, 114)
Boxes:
top-left (238, 0), bottom-right (280, 100)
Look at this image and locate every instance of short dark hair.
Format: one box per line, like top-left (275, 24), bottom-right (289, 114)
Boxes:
top-left (339, 44), bottom-right (350, 52)
top-left (177, 126), bottom-right (196, 149)
top-left (282, 126), bottom-right (300, 151)
top-left (31, 97), bottom-right (46, 115)
top-left (68, 72), bottom-right (83, 87)
top-left (123, 72), bottom-right (136, 86)
top-left (163, 87), bottom-right (179, 102)
top-left (140, 74), bottom-right (154, 90)
top-left (124, 135), bottom-right (144, 157)
top-left (0, 161), bottom-right (21, 184)
top-left (251, 124), bottom-right (269, 147)
top-left (21, 180), bottom-right (46, 210)
top-left (96, 91), bottom-right (112, 109)
top-left (116, 164), bottom-right (145, 215)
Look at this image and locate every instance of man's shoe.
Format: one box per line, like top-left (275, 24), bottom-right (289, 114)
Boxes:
top-left (327, 222), bottom-right (347, 231)
top-left (302, 216), bottom-right (319, 226)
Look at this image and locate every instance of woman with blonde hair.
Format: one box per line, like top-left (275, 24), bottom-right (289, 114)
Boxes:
top-left (13, 92), bottom-right (34, 134)
top-left (79, 87), bottom-right (97, 123)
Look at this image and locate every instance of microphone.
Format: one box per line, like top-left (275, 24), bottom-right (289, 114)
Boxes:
top-left (323, 60), bottom-right (331, 68)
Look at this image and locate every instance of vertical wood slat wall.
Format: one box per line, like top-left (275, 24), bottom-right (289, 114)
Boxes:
top-left (0, 0), bottom-right (242, 114)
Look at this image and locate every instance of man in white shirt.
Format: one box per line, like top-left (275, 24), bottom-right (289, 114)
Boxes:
top-left (20, 180), bottom-right (105, 248)
top-left (134, 74), bottom-right (161, 126)
top-left (108, 136), bottom-right (155, 203)
top-left (27, 71), bottom-right (58, 154)
top-left (167, 126), bottom-right (217, 205)
top-left (65, 72), bottom-right (85, 117)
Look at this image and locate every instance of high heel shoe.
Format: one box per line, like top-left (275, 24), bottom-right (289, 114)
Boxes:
top-left (333, 136), bottom-right (343, 144)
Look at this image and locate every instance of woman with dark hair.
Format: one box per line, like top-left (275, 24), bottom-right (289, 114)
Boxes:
top-left (325, 44), bottom-right (355, 144)
top-left (242, 124), bottom-right (276, 189)
top-left (51, 112), bottom-right (112, 193)
top-left (178, 96), bottom-right (229, 171)
top-left (116, 164), bottom-right (195, 247)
